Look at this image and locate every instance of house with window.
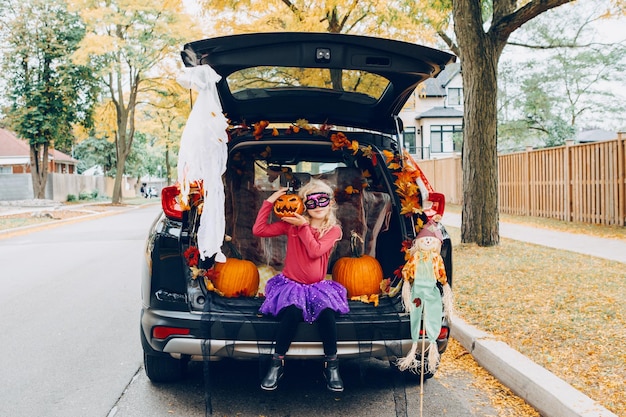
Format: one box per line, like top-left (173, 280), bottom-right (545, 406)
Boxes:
top-left (398, 62), bottom-right (463, 160)
top-left (0, 127), bottom-right (77, 174)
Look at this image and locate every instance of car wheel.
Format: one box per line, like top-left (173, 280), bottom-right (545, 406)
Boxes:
top-left (143, 352), bottom-right (185, 383)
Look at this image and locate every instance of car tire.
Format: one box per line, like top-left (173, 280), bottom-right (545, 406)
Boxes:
top-left (143, 352), bottom-right (186, 383)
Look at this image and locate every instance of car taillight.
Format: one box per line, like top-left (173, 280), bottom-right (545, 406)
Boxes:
top-left (152, 326), bottom-right (191, 339)
top-left (437, 326), bottom-right (449, 340)
top-left (161, 185), bottom-right (183, 220)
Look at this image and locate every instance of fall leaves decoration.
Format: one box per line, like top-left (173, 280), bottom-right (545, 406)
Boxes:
top-left (180, 119), bottom-right (430, 304)
top-left (178, 180), bottom-right (204, 212)
top-left (384, 149), bottom-right (428, 233)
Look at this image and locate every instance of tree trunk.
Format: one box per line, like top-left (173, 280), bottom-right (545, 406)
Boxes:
top-left (111, 155), bottom-right (125, 204)
top-left (459, 50), bottom-right (500, 246)
top-left (450, 0), bottom-right (575, 245)
top-left (111, 127), bottom-right (134, 204)
top-left (111, 88), bottom-right (136, 204)
top-left (29, 143), bottom-right (49, 199)
top-left (165, 141), bottom-right (171, 186)
top-left (453, 2), bottom-right (506, 247)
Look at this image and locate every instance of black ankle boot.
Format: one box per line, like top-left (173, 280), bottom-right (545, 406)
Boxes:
top-left (261, 355), bottom-right (284, 391)
top-left (323, 358), bottom-right (344, 392)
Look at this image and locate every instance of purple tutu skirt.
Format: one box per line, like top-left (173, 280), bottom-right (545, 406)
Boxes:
top-left (259, 273), bottom-right (350, 323)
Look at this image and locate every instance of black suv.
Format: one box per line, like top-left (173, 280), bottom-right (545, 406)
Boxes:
top-left (141, 32), bottom-right (455, 383)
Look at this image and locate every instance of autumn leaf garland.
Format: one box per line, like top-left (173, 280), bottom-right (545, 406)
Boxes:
top-left (178, 119), bottom-right (428, 301)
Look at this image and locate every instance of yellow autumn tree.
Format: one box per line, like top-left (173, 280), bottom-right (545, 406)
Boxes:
top-left (198, 0), bottom-right (442, 43)
top-left (70, 0), bottom-right (201, 203)
top-left (137, 76), bottom-right (192, 185)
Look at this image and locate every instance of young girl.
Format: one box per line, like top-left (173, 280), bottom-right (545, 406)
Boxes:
top-left (252, 179), bottom-right (349, 392)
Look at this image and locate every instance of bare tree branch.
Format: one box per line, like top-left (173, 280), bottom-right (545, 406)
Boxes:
top-left (491, 0), bottom-right (574, 42)
top-left (281, 0), bottom-right (304, 21)
top-left (437, 30), bottom-right (460, 57)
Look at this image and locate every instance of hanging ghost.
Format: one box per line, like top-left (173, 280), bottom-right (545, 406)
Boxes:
top-left (176, 64), bottom-right (229, 263)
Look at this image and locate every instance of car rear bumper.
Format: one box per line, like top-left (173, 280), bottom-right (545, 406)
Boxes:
top-left (141, 300), bottom-right (449, 361)
top-left (161, 338), bottom-right (418, 361)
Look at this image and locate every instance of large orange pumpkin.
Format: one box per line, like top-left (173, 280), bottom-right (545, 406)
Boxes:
top-left (332, 232), bottom-right (383, 297)
top-left (273, 193), bottom-right (304, 218)
top-left (210, 237), bottom-right (259, 297)
top-left (213, 258), bottom-right (259, 297)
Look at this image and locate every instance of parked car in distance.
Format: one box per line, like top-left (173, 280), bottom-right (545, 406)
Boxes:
top-left (141, 32), bottom-right (456, 383)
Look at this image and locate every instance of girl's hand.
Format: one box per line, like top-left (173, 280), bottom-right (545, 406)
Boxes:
top-left (266, 187), bottom-right (288, 204)
top-left (281, 212), bottom-right (308, 227)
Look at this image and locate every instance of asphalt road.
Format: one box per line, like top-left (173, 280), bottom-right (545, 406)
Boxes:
top-left (0, 205), bottom-right (503, 417)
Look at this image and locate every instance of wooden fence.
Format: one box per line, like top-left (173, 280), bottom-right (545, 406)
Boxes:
top-left (417, 133), bottom-right (626, 226)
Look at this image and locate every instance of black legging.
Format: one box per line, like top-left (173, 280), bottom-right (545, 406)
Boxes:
top-left (274, 305), bottom-right (338, 356)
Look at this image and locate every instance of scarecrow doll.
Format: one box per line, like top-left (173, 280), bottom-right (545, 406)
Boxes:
top-left (397, 217), bottom-right (453, 374)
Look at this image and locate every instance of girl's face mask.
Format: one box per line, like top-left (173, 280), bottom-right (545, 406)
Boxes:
top-left (304, 192), bottom-right (331, 210)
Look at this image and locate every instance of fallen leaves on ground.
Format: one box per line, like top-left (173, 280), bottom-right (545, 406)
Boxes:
top-left (438, 339), bottom-right (540, 416)
top-left (447, 227), bottom-right (625, 416)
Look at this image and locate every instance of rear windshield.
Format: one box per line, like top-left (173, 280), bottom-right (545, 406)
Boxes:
top-left (226, 66), bottom-right (389, 100)
top-left (254, 161), bottom-right (347, 192)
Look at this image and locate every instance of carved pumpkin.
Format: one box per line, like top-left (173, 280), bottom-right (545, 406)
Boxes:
top-left (273, 193), bottom-right (304, 218)
top-left (211, 237), bottom-right (260, 297)
top-left (332, 232), bottom-right (383, 297)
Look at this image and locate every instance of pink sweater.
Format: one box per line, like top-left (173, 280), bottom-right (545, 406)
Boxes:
top-left (252, 201), bottom-right (342, 284)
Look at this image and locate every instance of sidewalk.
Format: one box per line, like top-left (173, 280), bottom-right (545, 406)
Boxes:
top-left (0, 199), bottom-right (62, 215)
top-left (442, 212), bottom-right (626, 263)
top-left (441, 212), bottom-right (621, 417)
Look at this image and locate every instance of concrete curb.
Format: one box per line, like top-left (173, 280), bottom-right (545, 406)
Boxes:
top-left (451, 315), bottom-right (618, 417)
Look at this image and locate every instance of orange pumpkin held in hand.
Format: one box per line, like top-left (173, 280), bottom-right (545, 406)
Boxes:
top-left (273, 193), bottom-right (304, 218)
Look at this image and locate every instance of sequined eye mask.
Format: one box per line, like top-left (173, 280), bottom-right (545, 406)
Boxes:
top-left (304, 192), bottom-right (331, 209)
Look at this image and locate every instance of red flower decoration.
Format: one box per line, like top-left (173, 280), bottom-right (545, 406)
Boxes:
top-left (184, 246), bottom-right (200, 267)
top-left (413, 297), bottom-right (421, 308)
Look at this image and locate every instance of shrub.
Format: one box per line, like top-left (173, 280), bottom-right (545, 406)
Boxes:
top-left (67, 194), bottom-right (77, 202)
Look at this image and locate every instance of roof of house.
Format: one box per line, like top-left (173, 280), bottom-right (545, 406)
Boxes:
top-left (0, 127), bottom-right (77, 164)
top-left (575, 129), bottom-right (617, 143)
top-left (419, 62), bottom-right (461, 97)
top-left (416, 106), bottom-right (464, 119)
